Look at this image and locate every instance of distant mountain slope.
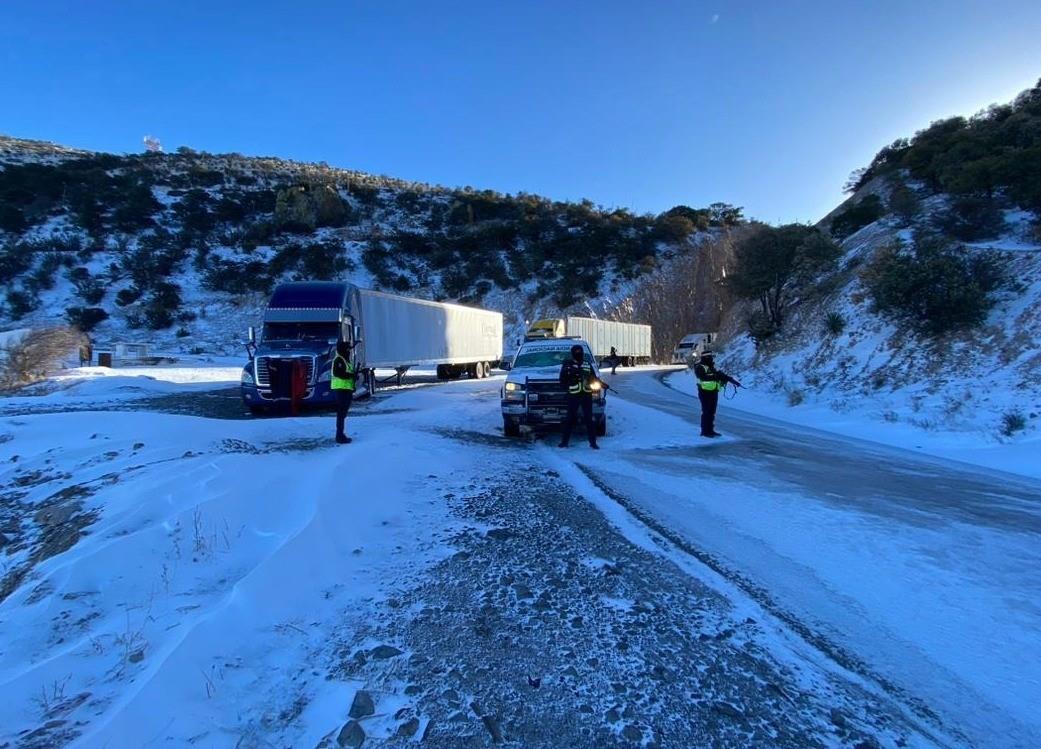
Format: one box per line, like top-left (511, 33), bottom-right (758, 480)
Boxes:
top-left (0, 136), bottom-right (738, 355)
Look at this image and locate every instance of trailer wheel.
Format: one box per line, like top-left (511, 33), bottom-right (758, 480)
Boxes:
top-left (503, 418), bottom-right (521, 437)
top-left (596, 418), bottom-right (607, 437)
top-left (482, 361), bottom-right (491, 378)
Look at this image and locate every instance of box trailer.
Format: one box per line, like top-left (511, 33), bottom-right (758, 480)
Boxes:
top-left (240, 282), bottom-right (503, 414)
top-left (522, 317), bottom-right (652, 365)
top-left (563, 317), bottom-right (652, 366)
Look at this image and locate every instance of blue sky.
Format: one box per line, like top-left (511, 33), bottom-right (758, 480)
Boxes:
top-left (1, 1), bottom-right (1039, 223)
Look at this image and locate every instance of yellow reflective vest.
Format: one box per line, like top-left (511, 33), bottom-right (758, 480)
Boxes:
top-left (331, 355), bottom-right (356, 391)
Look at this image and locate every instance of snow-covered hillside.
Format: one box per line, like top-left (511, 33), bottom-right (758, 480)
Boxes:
top-left (717, 180), bottom-right (1041, 441)
top-left (0, 136), bottom-right (727, 361)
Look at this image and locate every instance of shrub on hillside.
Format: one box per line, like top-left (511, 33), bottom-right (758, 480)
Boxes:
top-left (142, 282), bottom-right (182, 329)
top-left (5, 289), bottom-right (38, 319)
top-left (0, 205), bottom-right (27, 233)
top-left (203, 258), bottom-right (273, 295)
top-left (1001, 409), bottom-right (1027, 437)
top-left (824, 311), bottom-right (846, 336)
top-left (175, 189), bottom-right (216, 236)
top-left (662, 205), bottom-right (711, 231)
top-left (934, 195), bottom-right (1006, 241)
top-left (68, 267), bottom-right (106, 305)
top-left (269, 241), bottom-right (350, 280)
top-left (274, 186), bottom-right (317, 232)
top-left (0, 243), bottom-right (33, 284)
top-left (830, 195), bottom-right (885, 239)
top-left (65, 306), bottom-right (109, 332)
top-left (312, 184), bottom-right (349, 227)
top-left (747, 311), bottom-right (779, 346)
top-left (887, 179), bottom-right (922, 225)
top-left (115, 286), bottom-right (143, 307)
top-left (26, 253), bottom-right (66, 293)
top-left (112, 180), bottom-right (161, 231)
top-left (863, 234), bottom-right (1007, 335)
top-left (653, 213), bottom-right (696, 243)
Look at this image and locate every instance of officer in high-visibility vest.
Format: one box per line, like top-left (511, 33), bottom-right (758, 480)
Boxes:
top-left (331, 341), bottom-right (357, 444)
top-left (693, 349), bottom-right (740, 438)
top-left (558, 344), bottom-right (600, 450)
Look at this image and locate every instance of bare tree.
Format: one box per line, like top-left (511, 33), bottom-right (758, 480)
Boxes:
top-left (616, 228), bottom-right (751, 361)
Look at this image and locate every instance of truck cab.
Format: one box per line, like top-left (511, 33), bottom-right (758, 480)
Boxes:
top-left (671, 332), bottom-right (714, 365)
top-left (524, 318), bottom-right (566, 340)
top-left (241, 282), bottom-right (361, 414)
top-left (501, 338), bottom-right (606, 437)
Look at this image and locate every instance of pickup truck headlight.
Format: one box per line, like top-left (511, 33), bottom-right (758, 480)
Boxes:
top-left (589, 380), bottom-right (602, 392)
top-left (241, 369), bottom-right (254, 386)
top-left (504, 382), bottom-right (524, 392)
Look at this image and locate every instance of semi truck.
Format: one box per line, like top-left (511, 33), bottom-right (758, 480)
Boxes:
top-left (524, 317), bottom-right (652, 366)
top-left (670, 332), bottom-right (715, 364)
top-left (240, 281), bottom-right (503, 414)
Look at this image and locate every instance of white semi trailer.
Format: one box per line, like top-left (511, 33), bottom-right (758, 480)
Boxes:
top-left (524, 317), bottom-right (652, 366)
top-left (241, 282), bottom-right (503, 413)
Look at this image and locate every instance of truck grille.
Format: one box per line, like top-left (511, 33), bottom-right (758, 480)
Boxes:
top-left (527, 380), bottom-right (568, 407)
top-left (255, 355), bottom-right (316, 389)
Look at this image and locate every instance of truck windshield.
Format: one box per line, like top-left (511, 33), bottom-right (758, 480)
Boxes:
top-left (262, 322), bottom-right (340, 342)
top-left (513, 349), bottom-right (589, 368)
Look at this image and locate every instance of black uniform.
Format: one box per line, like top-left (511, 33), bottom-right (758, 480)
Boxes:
top-left (558, 358), bottom-right (599, 448)
top-left (693, 359), bottom-right (737, 437)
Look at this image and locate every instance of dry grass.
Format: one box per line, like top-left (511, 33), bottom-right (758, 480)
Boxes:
top-left (0, 326), bottom-right (85, 392)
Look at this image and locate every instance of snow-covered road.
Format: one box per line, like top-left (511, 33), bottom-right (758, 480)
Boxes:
top-left (1, 366), bottom-right (1034, 747)
top-left (565, 367), bottom-right (1041, 749)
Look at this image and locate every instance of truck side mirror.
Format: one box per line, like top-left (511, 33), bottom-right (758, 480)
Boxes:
top-left (248, 326), bottom-right (256, 343)
top-left (353, 325), bottom-right (362, 343)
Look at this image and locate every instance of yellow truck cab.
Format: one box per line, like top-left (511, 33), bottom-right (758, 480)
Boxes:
top-left (524, 319), bottom-right (566, 340)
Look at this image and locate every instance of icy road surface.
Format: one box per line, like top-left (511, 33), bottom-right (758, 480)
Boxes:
top-left (570, 367), bottom-right (1041, 748)
top-left (0, 366), bottom-right (1028, 747)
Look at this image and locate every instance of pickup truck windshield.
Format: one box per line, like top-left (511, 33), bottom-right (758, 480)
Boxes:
top-left (262, 322), bottom-right (340, 341)
top-left (513, 349), bottom-right (590, 368)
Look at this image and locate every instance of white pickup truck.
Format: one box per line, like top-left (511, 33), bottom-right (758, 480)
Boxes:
top-left (500, 338), bottom-right (607, 437)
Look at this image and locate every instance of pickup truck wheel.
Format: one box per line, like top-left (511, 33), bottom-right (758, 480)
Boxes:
top-left (596, 418), bottom-right (607, 437)
top-left (503, 419), bottom-right (521, 437)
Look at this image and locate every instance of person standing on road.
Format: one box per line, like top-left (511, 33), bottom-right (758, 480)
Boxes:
top-left (694, 350), bottom-right (740, 438)
top-left (558, 344), bottom-right (600, 450)
top-left (331, 341), bottom-right (357, 444)
top-left (607, 346), bottom-right (620, 376)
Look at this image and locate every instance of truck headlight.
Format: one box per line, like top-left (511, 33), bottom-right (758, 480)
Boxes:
top-left (241, 369), bottom-right (254, 386)
top-left (589, 380), bottom-right (602, 392)
top-left (504, 382), bottom-right (524, 392)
